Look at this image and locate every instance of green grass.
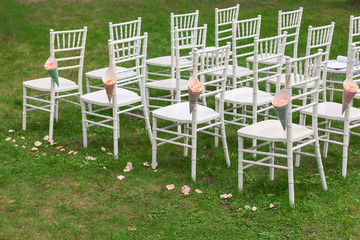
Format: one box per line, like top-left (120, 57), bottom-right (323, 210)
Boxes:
top-left (1, 0), bottom-right (360, 239)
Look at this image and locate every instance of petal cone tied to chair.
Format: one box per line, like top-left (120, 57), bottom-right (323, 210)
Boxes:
top-left (102, 68), bottom-right (116, 102)
top-left (44, 56), bottom-right (59, 86)
top-left (342, 77), bottom-right (359, 114)
top-left (272, 74), bottom-right (291, 130)
top-left (188, 75), bottom-right (203, 113)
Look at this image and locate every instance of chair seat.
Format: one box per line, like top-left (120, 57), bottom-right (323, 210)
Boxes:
top-left (23, 77), bottom-right (78, 92)
top-left (146, 55), bottom-right (192, 68)
top-left (80, 88), bottom-right (141, 107)
top-left (146, 79), bottom-right (188, 91)
top-left (237, 119), bottom-right (313, 142)
top-left (215, 87), bottom-right (273, 105)
top-left (301, 102), bottom-right (360, 122)
top-left (85, 66), bottom-right (136, 80)
top-left (246, 54), bottom-right (289, 65)
top-left (207, 65), bottom-right (252, 78)
top-left (153, 102), bottom-right (220, 124)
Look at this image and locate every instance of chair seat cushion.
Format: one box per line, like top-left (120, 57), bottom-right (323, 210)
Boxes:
top-left (146, 55), bottom-right (192, 68)
top-left (80, 88), bottom-right (141, 107)
top-left (153, 102), bottom-right (220, 124)
top-left (215, 87), bottom-right (273, 105)
top-left (301, 102), bottom-right (360, 122)
top-left (146, 79), bottom-right (188, 91)
top-left (23, 77), bottom-right (78, 92)
top-left (207, 65), bottom-right (252, 78)
top-left (237, 119), bottom-right (313, 142)
top-left (85, 66), bottom-right (136, 80)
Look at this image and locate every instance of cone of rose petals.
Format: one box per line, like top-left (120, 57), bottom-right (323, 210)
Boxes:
top-left (188, 75), bottom-right (203, 114)
top-left (272, 87), bottom-right (291, 131)
top-left (102, 68), bottom-right (116, 102)
top-left (44, 56), bottom-right (59, 86)
top-left (342, 78), bottom-right (359, 114)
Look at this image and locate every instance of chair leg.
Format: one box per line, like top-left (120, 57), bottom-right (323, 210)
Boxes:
top-left (287, 143), bottom-right (295, 205)
top-left (323, 120), bottom-right (331, 158)
top-left (22, 87), bottom-right (27, 131)
top-left (315, 138), bottom-right (327, 190)
top-left (184, 123), bottom-right (189, 157)
top-left (151, 116), bottom-right (158, 169)
top-left (86, 77), bottom-right (93, 112)
top-left (49, 91), bottom-right (56, 141)
top-left (113, 107), bottom-right (119, 158)
top-left (191, 122), bottom-right (198, 181)
top-left (295, 112), bottom-right (307, 166)
top-left (342, 118), bottom-right (350, 178)
top-left (220, 120), bottom-right (230, 167)
top-left (269, 141), bottom-right (275, 181)
top-left (238, 135), bottom-right (244, 191)
top-left (143, 103), bottom-right (153, 142)
top-left (55, 93), bottom-right (59, 122)
top-left (117, 110), bottom-right (120, 139)
top-left (80, 100), bottom-right (88, 148)
top-left (214, 100), bottom-right (219, 147)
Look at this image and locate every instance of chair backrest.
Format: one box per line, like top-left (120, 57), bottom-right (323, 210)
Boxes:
top-left (278, 7), bottom-right (303, 59)
top-left (231, 16), bottom-right (261, 68)
top-left (108, 34), bottom-right (148, 101)
top-left (253, 33), bottom-right (287, 93)
top-left (215, 4), bottom-right (240, 47)
top-left (191, 43), bottom-right (231, 118)
top-left (109, 17), bottom-right (141, 41)
top-left (50, 27), bottom-right (87, 93)
top-left (285, 50), bottom-right (323, 131)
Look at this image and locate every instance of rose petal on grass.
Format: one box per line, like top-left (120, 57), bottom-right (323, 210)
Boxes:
top-left (268, 193), bottom-right (274, 197)
top-left (220, 194), bottom-right (232, 199)
top-left (101, 147), bottom-right (106, 151)
top-left (123, 162), bottom-right (133, 172)
top-left (49, 140), bottom-right (56, 145)
top-left (60, 148), bottom-right (65, 152)
top-left (20, 136), bottom-right (25, 140)
top-left (244, 205), bottom-right (251, 210)
top-left (269, 203), bottom-right (274, 208)
top-left (68, 150), bottom-right (74, 155)
top-left (12, 139), bottom-right (16, 143)
top-left (127, 227), bottom-right (136, 231)
top-left (166, 184), bottom-right (175, 191)
top-left (5, 137), bottom-right (11, 141)
top-left (22, 145), bottom-right (26, 148)
top-left (252, 206), bottom-right (257, 211)
top-left (107, 152), bottom-right (113, 156)
top-left (32, 147), bottom-right (38, 151)
top-left (34, 141), bottom-right (42, 147)
top-left (14, 144), bottom-right (18, 147)
top-left (153, 169), bottom-right (158, 172)
top-left (73, 151), bottom-right (78, 155)
top-left (117, 175), bottom-right (125, 181)
top-left (195, 189), bottom-right (203, 194)
top-left (56, 154), bottom-right (60, 156)
top-left (42, 153), bottom-right (46, 156)
top-left (143, 162), bottom-right (150, 167)
top-left (237, 208), bottom-right (242, 212)
top-left (56, 146), bottom-right (62, 150)
top-left (43, 135), bottom-right (49, 141)
top-left (85, 156), bottom-right (96, 161)
top-left (8, 129), bottom-right (15, 133)
top-left (102, 166), bottom-right (107, 170)
top-left (182, 185), bottom-right (191, 195)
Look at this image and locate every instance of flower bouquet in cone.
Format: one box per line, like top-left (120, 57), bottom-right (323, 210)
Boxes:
top-left (44, 56), bottom-right (59, 86)
top-left (342, 78), bottom-right (359, 114)
top-left (102, 68), bottom-right (116, 102)
top-left (272, 87), bottom-right (291, 131)
top-left (188, 75), bottom-right (203, 114)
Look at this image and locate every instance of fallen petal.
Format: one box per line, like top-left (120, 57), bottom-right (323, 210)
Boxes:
top-left (68, 150), bottom-right (74, 155)
top-left (166, 184), bottom-right (175, 191)
top-left (182, 185), bottom-right (191, 195)
top-left (237, 208), bottom-right (242, 212)
top-left (5, 137), bottom-right (11, 141)
top-left (14, 144), bottom-right (18, 147)
top-left (20, 136), bottom-right (25, 140)
top-left (12, 139), bottom-right (16, 143)
top-left (127, 227), bottom-right (136, 231)
top-left (245, 205), bottom-right (251, 210)
top-left (56, 146), bottom-right (62, 150)
top-left (123, 162), bottom-right (133, 172)
top-left (32, 147), bottom-right (38, 151)
top-left (73, 151), bottom-right (78, 155)
top-left (8, 129), bottom-right (15, 133)
top-left (252, 206), bottom-right (257, 211)
top-left (34, 141), bottom-right (42, 147)
top-left (22, 145), bottom-right (26, 148)
top-left (195, 189), bottom-right (203, 194)
top-left (42, 153), bottom-right (46, 156)
top-left (60, 148), bottom-right (65, 152)
top-left (268, 193), bottom-right (274, 197)
top-left (107, 152), bottom-right (113, 156)
top-left (220, 193), bottom-right (232, 199)
top-left (43, 135), bottom-right (49, 141)
top-left (101, 147), bottom-right (106, 151)
top-left (143, 162), bottom-right (150, 167)
top-left (117, 175), bottom-right (125, 181)
top-left (103, 166), bottom-right (107, 170)
top-left (269, 203), bottom-right (275, 208)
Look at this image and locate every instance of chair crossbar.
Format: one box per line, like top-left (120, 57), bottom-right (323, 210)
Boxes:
top-left (118, 105), bottom-right (142, 115)
top-left (292, 138), bottom-right (316, 151)
top-left (25, 104), bottom-right (51, 112)
top-left (25, 96), bottom-right (51, 104)
top-left (242, 158), bottom-right (289, 170)
top-left (291, 102), bottom-right (316, 113)
top-left (58, 65), bottom-right (81, 71)
top-left (197, 122), bottom-right (220, 132)
top-left (155, 136), bottom-right (191, 148)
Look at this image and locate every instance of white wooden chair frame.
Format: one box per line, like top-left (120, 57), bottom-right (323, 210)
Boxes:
top-left (22, 27), bottom-right (87, 140)
top-left (145, 25), bottom-right (207, 110)
top-left (238, 50), bottom-right (327, 204)
top-left (151, 43), bottom-right (231, 181)
top-left (214, 4), bottom-right (240, 48)
top-left (300, 44), bottom-right (360, 177)
top-left (80, 34), bottom-right (152, 157)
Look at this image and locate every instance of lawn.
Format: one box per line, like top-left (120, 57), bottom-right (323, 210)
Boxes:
top-left (1, 0), bottom-right (360, 239)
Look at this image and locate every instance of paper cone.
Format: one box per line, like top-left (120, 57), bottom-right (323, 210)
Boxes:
top-left (342, 78), bottom-right (359, 114)
top-left (272, 87), bottom-right (290, 131)
top-left (188, 75), bottom-right (203, 114)
top-left (44, 56), bottom-right (59, 86)
top-left (102, 68), bottom-right (117, 103)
